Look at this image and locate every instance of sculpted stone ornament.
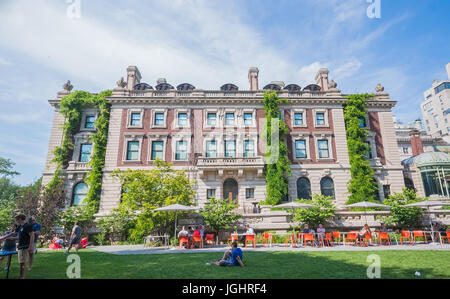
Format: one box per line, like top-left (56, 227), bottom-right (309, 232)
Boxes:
top-left (63, 80), bottom-right (73, 92)
top-left (116, 77), bottom-right (127, 88)
top-left (329, 80), bottom-right (337, 89)
top-left (375, 83), bottom-right (384, 94)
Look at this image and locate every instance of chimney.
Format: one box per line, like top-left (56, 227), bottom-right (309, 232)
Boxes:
top-left (315, 68), bottom-right (329, 91)
top-left (446, 63), bottom-right (450, 80)
top-left (126, 66), bottom-right (141, 90)
top-left (410, 129), bottom-right (424, 156)
top-left (414, 119), bottom-right (423, 131)
top-left (248, 67), bottom-right (259, 91)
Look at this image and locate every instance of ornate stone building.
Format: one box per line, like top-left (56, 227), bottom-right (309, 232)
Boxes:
top-left (42, 66), bottom-right (406, 219)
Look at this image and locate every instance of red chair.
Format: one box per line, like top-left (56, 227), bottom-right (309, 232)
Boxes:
top-left (205, 234), bottom-right (215, 247)
top-left (285, 234), bottom-right (295, 248)
top-left (363, 233), bottom-right (373, 247)
top-left (303, 233), bottom-right (315, 247)
top-left (400, 231), bottom-right (413, 246)
top-left (48, 243), bottom-right (60, 250)
top-left (245, 234), bottom-right (256, 248)
top-left (227, 234), bottom-right (238, 246)
top-left (192, 235), bottom-right (203, 248)
top-left (322, 233), bottom-right (334, 247)
top-left (332, 231), bottom-right (341, 245)
top-left (80, 238), bottom-right (91, 248)
top-left (378, 232), bottom-right (391, 246)
top-left (344, 233), bottom-right (358, 246)
top-left (179, 236), bottom-right (189, 248)
top-left (441, 232), bottom-right (450, 244)
top-left (257, 232), bottom-right (273, 247)
top-left (413, 230), bottom-right (427, 244)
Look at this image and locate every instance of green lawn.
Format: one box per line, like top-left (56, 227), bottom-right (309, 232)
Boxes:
top-left (3, 250), bottom-right (450, 279)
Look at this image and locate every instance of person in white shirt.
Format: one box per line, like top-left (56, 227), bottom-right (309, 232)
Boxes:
top-left (240, 224), bottom-right (254, 245)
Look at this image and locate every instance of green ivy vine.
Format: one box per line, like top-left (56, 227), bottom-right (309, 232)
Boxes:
top-left (343, 93), bottom-right (379, 204)
top-left (262, 91), bottom-right (292, 205)
top-left (50, 90), bottom-right (112, 213)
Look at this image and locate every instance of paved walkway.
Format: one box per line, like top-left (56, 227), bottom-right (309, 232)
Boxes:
top-left (90, 243), bottom-right (450, 255)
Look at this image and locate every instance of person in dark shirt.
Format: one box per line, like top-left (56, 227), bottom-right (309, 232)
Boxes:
top-left (66, 222), bottom-right (82, 253)
top-left (0, 214), bottom-right (34, 279)
top-left (0, 223), bottom-right (18, 271)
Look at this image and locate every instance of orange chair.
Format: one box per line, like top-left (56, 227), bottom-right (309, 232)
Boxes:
top-left (413, 230), bottom-right (427, 244)
top-left (284, 234), bottom-right (295, 248)
top-left (344, 233), bottom-right (358, 246)
top-left (332, 231), bottom-right (341, 245)
top-left (363, 233), bottom-right (373, 247)
top-left (192, 235), bottom-right (203, 248)
top-left (378, 232), bottom-right (391, 246)
top-left (257, 232), bottom-right (273, 247)
top-left (227, 234), bottom-right (239, 246)
top-left (205, 234), bottom-right (215, 247)
top-left (322, 233), bottom-right (334, 247)
top-left (303, 233), bottom-right (315, 247)
top-left (179, 236), bottom-right (189, 248)
top-left (400, 231), bottom-right (413, 246)
top-left (245, 234), bottom-right (256, 248)
top-left (441, 232), bottom-right (450, 244)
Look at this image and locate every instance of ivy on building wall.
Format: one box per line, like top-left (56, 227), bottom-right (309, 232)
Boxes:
top-left (262, 91), bottom-right (292, 205)
top-left (49, 90), bottom-right (112, 214)
top-left (343, 93), bottom-right (379, 204)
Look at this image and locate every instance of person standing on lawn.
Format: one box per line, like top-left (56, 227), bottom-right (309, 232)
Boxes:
top-left (28, 216), bottom-right (41, 271)
top-left (65, 222), bottom-right (82, 254)
top-left (0, 223), bottom-right (18, 271)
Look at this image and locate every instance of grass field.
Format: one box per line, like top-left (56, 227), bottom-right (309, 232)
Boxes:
top-left (3, 250), bottom-right (450, 279)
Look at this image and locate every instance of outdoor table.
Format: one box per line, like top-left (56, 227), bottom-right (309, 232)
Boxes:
top-left (407, 230), bottom-right (443, 245)
top-left (0, 250), bottom-right (17, 279)
top-left (143, 235), bottom-right (170, 248)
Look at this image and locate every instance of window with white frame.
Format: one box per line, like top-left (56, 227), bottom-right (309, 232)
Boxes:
top-left (207, 112), bottom-right (217, 126)
top-left (206, 141), bottom-right (217, 158)
top-left (79, 144), bottom-right (92, 162)
top-left (177, 112), bottom-right (188, 127)
top-left (151, 141), bottom-right (164, 160)
top-left (224, 140), bottom-right (236, 158)
top-left (225, 113), bottom-right (235, 126)
top-left (243, 140), bottom-right (255, 157)
top-left (130, 113), bottom-right (141, 126)
top-left (316, 113), bottom-right (325, 125)
top-left (295, 140), bottom-right (307, 159)
top-left (294, 113), bottom-right (304, 126)
top-left (207, 189), bottom-right (216, 199)
top-left (126, 141), bottom-right (140, 161)
top-left (317, 140), bottom-right (329, 158)
top-left (175, 140), bottom-right (188, 160)
top-left (246, 188), bottom-right (254, 199)
top-left (243, 113), bottom-right (253, 126)
top-left (84, 115), bottom-right (95, 129)
top-left (313, 109), bottom-right (329, 127)
top-left (154, 113), bottom-right (164, 126)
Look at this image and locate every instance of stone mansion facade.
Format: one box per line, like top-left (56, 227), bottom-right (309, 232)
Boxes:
top-left (42, 66), bottom-right (407, 217)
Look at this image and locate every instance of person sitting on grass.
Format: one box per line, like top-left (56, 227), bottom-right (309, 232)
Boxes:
top-left (214, 241), bottom-right (244, 267)
top-left (53, 234), bottom-right (65, 249)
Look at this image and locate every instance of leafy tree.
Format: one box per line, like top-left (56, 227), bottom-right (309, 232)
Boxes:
top-left (343, 94), bottom-right (379, 204)
top-left (57, 204), bottom-right (97, 234)
top-left (96, 207), bottom-right (136, 244)
top-left (262, 91), bottom-right (291, 205)
top-left (15, 177), bottom-right (42, 218)
top-left (381, 188), bottom-right (424, 229)
top-left (293, 194), bottom-right (337, 229)
top-left (0, 157), bottom-right (20, 177)
top-left (111, 159), bottom-right (196, 241)
top-left (200, 197), bottom-right (241, 243)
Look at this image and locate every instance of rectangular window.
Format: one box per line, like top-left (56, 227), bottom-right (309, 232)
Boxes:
top-left (365, 142), bottom-right (373, 159)
top-left (130, 113), bottom-right (141, 126)
top-left (294, 113), bottom-right (303, 126)
top-left (154, 113), bottom-right (165, 126)
top-left (126, 141), bottom-right (140, 161)
top-left (246, 188), bottom-right (254, 199)
top-left (178, 113), bottom-right (188, 126)
top-left (79, 144), bottom-right (92, 162)
top-left (206, 141), bottom-right (217, 158)
top-left (243, 113), bottom-right (253, 125)
top-left (151, 141), bottom-right (164, 160)
top-left (207, 189), bottom-right (216, 199)
top-left (225, 141), bottom-right (236, 158)
top-left (403, 147), bottom-right (409, 154)
top-left (175, 141), bottom-right (188, 160)
top-left (359, 117), bottom-right (366, 128)
top-left (316, 112), bottom-right (325, 125)
top-left (225, 113), bottom-right (235, 126)
top-left (207, 113), bottom-right (217, 126)
top-left (318, 140), bottom-right (329, 158)
top-left (244, 140), bottom-right (255, 157)
top-left (383, 185), bottom-right (391, 200)
top-left (295, 140), bottom-right (307, 159)
top-left (84, 115), bottom-right (95, 129)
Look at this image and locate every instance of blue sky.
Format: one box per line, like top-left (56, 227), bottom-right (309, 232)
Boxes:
top-left (0, 0), bottom-right (449, 186)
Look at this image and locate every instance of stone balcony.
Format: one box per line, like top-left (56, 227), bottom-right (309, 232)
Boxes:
top-left (197, 156), bottom-right (265, 178)
top-left (67, 161), bottom-right (91, 172)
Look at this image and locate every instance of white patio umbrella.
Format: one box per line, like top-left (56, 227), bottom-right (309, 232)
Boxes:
top-left (152, 204), bottom-right (200, 240)
top-left (274, 202), bottom-right (317, 234)
top-left (404, 200), bottom-right (450, 242)
top-left (345, 201), bottom-right (391, 224)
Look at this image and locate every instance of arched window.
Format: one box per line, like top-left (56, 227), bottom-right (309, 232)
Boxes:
top-left (297, 177), bottom-right (311, 200)
top-left (72, 182), bottom-right (88, 206)
top-left (320, 177), bottom-right (335, 199)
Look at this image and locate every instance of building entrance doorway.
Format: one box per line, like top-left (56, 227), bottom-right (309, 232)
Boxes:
top-left (223, 178), bottom-right (238, 204)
